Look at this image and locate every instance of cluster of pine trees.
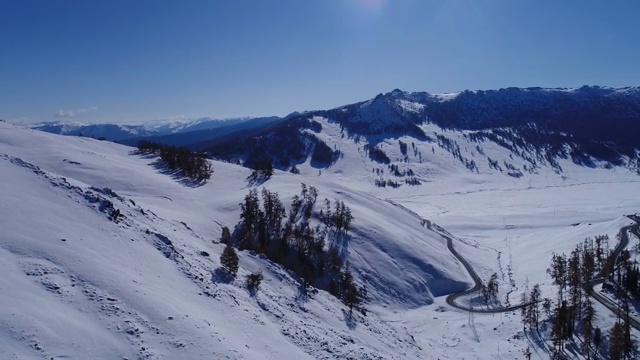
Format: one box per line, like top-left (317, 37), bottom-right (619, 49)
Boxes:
top-left (603, 241), bottom-right (640, 360)
top-left (371, 165), bottom-right (420, 187)
top-left (364, 144), bottom-right (391, 164)
top-left (374, 179), bottom-right (401, 188)
top-left (398, 140), bottom-right (408, 157)
top-left (248, 159), bottom-right (274, 181)
top-left (466, 128), bottom-right (563, 173)
top-left (137, 140), bottom-right (212, 181)
top-left (226, 184), bottom-right (363, 312)
top-left (404, 177), bottom-right (421, 186)
top-left (546, 236), bottom-right (615, 357)
top-left (320, 198), bottom-right (353, 233)
top-left (614, 249), bottom-right (640, 299)
top-left (434, 134), bottom-right (479, 172)
top-left (524, 235), bottom-right (636, 359)
top-left (311, 139), bottom-right (341, 165)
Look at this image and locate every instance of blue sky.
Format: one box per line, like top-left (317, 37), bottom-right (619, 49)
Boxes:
top-left (2, 0), bottom-right (639, 124)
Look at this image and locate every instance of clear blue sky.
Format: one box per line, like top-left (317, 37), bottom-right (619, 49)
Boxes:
top-left (2, 0), bottom-right (639, 124)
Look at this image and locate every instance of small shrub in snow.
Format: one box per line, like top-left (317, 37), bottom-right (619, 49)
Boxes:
top-left (219, 226), bottom-right (231, 244)
top-left (245, 270), bottom-right (263, 292)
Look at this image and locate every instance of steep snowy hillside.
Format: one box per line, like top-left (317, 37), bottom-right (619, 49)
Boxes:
top-left (6, 114), bottom-right (640, 359)
top-left (206, 113), bottom-right (640, 202)
top-left (0, 122), bottom-right (470, 359)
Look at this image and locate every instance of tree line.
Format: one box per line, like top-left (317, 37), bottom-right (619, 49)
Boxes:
top-left (137, 140), bottom-right (212, 182)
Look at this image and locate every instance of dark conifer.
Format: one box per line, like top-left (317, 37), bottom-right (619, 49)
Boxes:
top-left (594, 327), bottom-right (602, 349)
top-left (529, 284), bottom-right (541, 333)
top-left (581, 295), bottom-right (595, 359)
top-left (220, 244), bottom-right (239, 277)
top-left (609, 322), bottom-right (624, 360)
top-left (341, 267), bottom-right (361, 313)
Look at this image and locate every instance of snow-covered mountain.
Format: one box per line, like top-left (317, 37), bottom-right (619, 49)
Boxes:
top-left (30, 116), bottom-right (281, 143)
top-left (204, 86), bottom-right (640, 190)
top-left (8, 85), bottom-right (640, 358)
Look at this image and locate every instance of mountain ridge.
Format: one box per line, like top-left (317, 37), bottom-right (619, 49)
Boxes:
top-left (198, 86), bottom-right (640, 186)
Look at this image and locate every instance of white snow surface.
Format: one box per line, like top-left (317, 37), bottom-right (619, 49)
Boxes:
top-left (0, 123), bottom-right (466, 359)
top-left (4, 119), bottom-right (640, 359)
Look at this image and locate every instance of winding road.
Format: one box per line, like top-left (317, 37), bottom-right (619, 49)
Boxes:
top-left (441, 231), bottom-right (529, 313)
top-left (437, 215), bottom-right (640, 323)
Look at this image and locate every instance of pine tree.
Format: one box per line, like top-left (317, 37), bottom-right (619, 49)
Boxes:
top-left (609, 322), bottom-right (624, 360)
top-left (481, 283), bottom-right (490, 307)
top-left (593, 327), bottom-right (602, 350)
top-left (262, 188), bottom-right (286, 237)
top-left (322, 198), bottom-right (332, 228)
top-left (622, 296), bottom-right (634, 359)
top-left (220, 244), bottom-right (239, 277)
top-left (567, 248), bottom-right (582, 330)
top-left (547, 253), bottom-right (567, 301)
top-left (261, 160), bottom-right (274, 178)
top-left (595, 235), bottom-right (604, 271)
top-left (343, 204), bottom-right (353, 232)
top-left (581, 294), bottom-right (596, 359)
top-left (289, 195), bottom-right (302, 222)
top-left (239, 189), bottom-right (263, 250)
top-left (529, 284), bottom-right (541, 333)
top-left (551, 300), bottom-right (570, 351)
top-left (582, 240), bottom-right (596, 282)
top-left (341, 267), bottom-right (361, 313)
top-left (542, 297), bottom-right (552, 318)
top-left (520, 288), bottom-right (529, 331)
top-left (240, 189), bottom-right (258, 229)
top-left (487, 272), bottom-right (499, 304)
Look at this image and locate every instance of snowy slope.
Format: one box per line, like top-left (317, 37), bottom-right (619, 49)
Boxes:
top-left (7, 111), bottom-right (640, 359)
top-left (272, 115), bottom-right (640, 358)
top-left (0, 122), bottom-right (468, 358)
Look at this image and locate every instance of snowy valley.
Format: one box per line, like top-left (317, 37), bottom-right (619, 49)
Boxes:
top-left (3, 86), bottom-right (640, 359)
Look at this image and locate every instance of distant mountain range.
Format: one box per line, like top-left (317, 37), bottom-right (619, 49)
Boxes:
top-left (30, 116), bottom-right (282, 146)
top-left (32, 86), bottom-right (640, 180)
